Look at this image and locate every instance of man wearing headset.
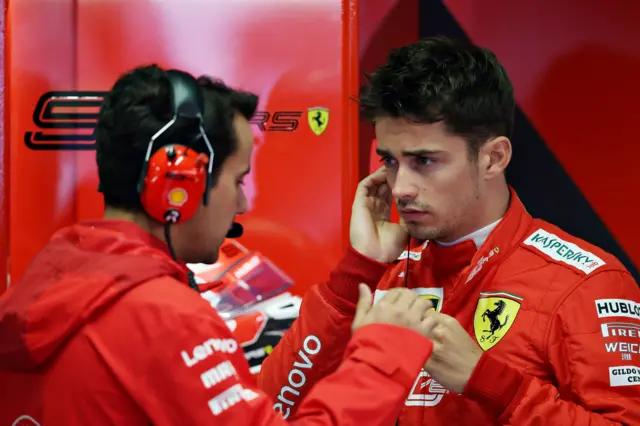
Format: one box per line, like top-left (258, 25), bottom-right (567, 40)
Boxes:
top-left (0, 65), bottom-right (436, 425)
top-left (258, 37), bottom-right (640, 425)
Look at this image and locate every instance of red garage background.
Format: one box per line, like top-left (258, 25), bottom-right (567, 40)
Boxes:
top-left (1, 0), bottom-right (639, 295)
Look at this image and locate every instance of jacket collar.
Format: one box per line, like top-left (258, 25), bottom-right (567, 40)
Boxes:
top-left (483, 187), bottom-right (533, 256)
top-left (73, 219), bottom-right (191, 273)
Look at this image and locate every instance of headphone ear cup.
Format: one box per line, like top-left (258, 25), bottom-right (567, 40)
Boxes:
top-left (140, 145), bottom-right (208, 224)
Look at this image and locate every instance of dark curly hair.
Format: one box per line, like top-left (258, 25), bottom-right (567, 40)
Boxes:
top-left (359, 37), bottom-right (515, 154)
top-left (95, 64), bottom-right (258, 211)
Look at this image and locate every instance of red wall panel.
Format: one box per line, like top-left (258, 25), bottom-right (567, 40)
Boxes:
top-left (0, 3), bottom-right (7, 294)
top-left (7, 0), bottom-right (78, 290)
top-left (443, 0), bottom-right (640, 272)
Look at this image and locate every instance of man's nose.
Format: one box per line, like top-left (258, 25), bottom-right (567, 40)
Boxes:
top-left (237, 188), bottom-right (249, 215)
top-left (390, 165), bottom-right (418, 200)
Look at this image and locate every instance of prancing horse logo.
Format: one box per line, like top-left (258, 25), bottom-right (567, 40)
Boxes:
top-left (473, 293), bottom-right (522, 351)
top-left (307, 107), bottom-right (329, 136)
top-left (481, 300), bottom-right (510, 335)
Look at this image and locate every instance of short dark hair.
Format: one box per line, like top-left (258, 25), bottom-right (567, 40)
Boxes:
top-left (96, 64), bottom-right (258, 211)
top-left (359, 37), bottom-right (515, 153)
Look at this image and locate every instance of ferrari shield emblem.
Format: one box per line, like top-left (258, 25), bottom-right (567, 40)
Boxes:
top-left (374, 287), bottom-right (443, 312)
top-left (419, 294), bottom-right (441, 312)
top-left (473, 292), bottom-right (522, 351)
top-left (307, 107), bottom-right (329, 135)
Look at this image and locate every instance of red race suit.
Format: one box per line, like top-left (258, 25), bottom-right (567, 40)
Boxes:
top-left (0, 220), bottom-right (433, 426)
top-left (259, 188), bottom-right (640, 425)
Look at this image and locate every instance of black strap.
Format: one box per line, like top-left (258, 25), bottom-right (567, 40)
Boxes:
top-left (187, 270), bottom-right (199, 292)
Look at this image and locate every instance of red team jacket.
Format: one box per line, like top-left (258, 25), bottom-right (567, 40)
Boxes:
top-left (259, 189), bottom-right (640, 425)
top-left (0, 221), bottom-right (433, 425)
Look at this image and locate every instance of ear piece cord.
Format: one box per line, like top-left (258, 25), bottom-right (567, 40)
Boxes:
top-left (164, 224), bottom-right (200, 292)
top-left (404, 238), bottom-right (411, 288)
top-left (396, 239), bottom-right (411, 426)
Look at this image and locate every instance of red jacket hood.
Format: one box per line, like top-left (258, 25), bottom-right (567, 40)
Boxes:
top-left (0, 220), bottom-right (190, 371)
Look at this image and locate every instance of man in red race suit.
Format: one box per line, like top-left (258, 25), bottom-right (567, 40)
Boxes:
top-left (0, 65), bottom-right (436, 425)
top-left (258, 37), bottom-right (640, 425)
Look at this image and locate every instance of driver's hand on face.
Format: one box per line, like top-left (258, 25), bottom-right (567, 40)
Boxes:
top-left (352, 285), bottom-right (434, 336)
top-left (350, 166), bottom-right (410, 264)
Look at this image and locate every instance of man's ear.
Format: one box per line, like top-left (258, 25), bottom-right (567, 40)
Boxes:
top-left (479, 136), bottom-right (512, 179)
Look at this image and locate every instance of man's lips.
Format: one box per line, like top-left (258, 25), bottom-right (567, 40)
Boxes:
top-left (398, 209), bottom-right (427, 221)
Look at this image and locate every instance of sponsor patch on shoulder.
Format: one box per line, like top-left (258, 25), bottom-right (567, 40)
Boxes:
top-left (596, 299), bottom-right (640, 320)
top-left (608, 366), bottom-right (640, 387)
top-left (523, 228), bottom-right (605, 274)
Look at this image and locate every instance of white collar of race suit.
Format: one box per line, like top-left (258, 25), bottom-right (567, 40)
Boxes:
top-left (435, 217), bottom-right (503, 249)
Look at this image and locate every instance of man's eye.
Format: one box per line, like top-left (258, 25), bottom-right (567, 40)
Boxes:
top-left (417, 156), bottom-right (434, 166)
top-left (237, 179), bottom-right (245, 186)
top-left (379, 156), bottom-right (397, 166)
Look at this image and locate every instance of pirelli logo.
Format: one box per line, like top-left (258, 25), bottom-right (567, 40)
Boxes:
top-left (601, 322), bottom-right (640, 339)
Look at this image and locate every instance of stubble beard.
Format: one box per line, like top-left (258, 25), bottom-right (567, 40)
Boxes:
top-left (407, 221), bottom-right (458, 242)
top-left (405, 186), bottom-right (480, 243)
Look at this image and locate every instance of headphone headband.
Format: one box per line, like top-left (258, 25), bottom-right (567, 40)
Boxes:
top-left (165, 69), bottom-right (205, 121)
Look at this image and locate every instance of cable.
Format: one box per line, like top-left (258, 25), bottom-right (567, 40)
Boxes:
top-left (397, 238), bottom-right (412, 426)
top-left (164, 224), bottom-right (200, 292)
top-left (404, 238), bottom-right (411, 288)
top-left (164, 224), bottom-right (178, 260)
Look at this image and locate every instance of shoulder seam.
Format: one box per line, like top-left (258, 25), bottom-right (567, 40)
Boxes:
top-left (541, 268), bottom-right (633, 354)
